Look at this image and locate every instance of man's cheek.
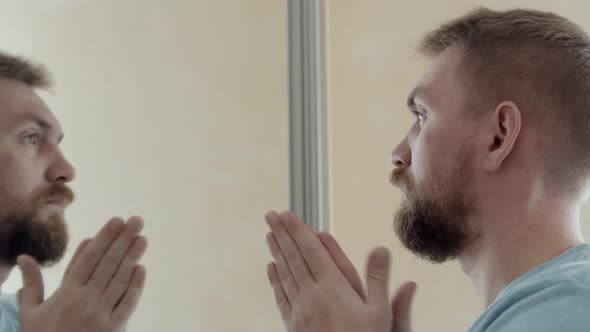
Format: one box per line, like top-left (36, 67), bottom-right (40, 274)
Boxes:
top-left (410, 147), bottom-right (433, 182)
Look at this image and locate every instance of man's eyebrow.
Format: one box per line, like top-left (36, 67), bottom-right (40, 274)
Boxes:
top-left (17, 113), bottom-right (64, 143)
top-left (406, 85), bottom-right (427, 110)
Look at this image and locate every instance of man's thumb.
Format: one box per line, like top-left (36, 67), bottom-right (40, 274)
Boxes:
top-left (17, 255), bottom-right (44, 310)
top-left (366, 246), bottom-right (391, 308)
top-left (391, 281), bottom-right (417, 332)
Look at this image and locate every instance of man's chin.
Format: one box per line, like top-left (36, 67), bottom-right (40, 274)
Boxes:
top-left (393, 200), bottom-right (464, 263)
top-left (16, 215), bottom-right (69, 266)
top-left (35, 211), bottom-right (66, 227)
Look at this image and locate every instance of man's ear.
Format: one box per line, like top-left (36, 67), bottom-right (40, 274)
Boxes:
top-left (483, 101), bottom-right (522, 172)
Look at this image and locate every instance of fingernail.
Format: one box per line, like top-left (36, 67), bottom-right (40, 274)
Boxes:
top-left (279, 211), bottom-right (290, 224)
top-left (16, 255), bottom-right (24, 268)
top-left (127, 218), bottom-right (143, 232)
top-left (109, 218), bottom-right (124, 231)
top-left (372, 248), bottom-right (390, 268)
top-left (265, 213), bottom-right (275, 227)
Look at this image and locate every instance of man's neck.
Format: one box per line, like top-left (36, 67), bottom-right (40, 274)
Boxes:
top-left (458, 197), bottom-right (585, 307)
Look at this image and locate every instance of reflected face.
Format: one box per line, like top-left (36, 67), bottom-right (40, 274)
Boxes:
top-left (389, 47), bottom-right (480, 263)
top-left (0, 78), bottom-right (76, 266)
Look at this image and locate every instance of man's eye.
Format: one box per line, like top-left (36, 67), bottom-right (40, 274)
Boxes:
top-left (413, 111), bottom-right (426, 124)
top-left (24, 133), bottom-right (39, 145)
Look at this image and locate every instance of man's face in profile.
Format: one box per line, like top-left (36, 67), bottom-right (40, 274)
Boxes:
top-left (389, 47), bottom-right (480, 263)
top-left (0, 78), bottom-right (76, 266)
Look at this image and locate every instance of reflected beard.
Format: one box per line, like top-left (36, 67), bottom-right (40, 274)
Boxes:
top-left (0, 184), bottom-right (73, 266)
top-left (0, 213), bottom-right (68, 266)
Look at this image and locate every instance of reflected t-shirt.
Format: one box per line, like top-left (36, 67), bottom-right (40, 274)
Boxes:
top-left (469, 243), bottom-right (590, 331)
top-left (0, 294), bottom-right (18, 331)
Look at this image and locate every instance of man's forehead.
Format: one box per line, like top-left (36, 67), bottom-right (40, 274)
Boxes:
top-left (410, 47), bottom-right (465, 107)
top-left (0, 79), bottom-right (63, 134)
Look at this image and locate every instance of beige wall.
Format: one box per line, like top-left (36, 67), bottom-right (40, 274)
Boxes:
top-left (326, 1), bottom-right (590, 331)
top-left (0, 1), bottom-right (288, 331)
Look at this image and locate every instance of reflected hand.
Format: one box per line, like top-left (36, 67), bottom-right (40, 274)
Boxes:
top-left (264, 210), bottom-right (417, 332)
top-left (17, 216), bottom-right (148, 332)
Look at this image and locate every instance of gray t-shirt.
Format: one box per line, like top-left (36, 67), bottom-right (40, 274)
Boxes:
top-left (0, 294), bottom-right (19, 331)
top-left (469, 243), bottom-right (590, 331)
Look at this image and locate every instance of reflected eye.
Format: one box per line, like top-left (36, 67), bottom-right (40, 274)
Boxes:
top-left (24, 133), bottom-right (40, 145)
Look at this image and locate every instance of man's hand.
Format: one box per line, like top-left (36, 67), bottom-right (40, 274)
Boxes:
top-left (264, 210), bottom-right (417, 332)
top-left (17, 216), bottom-right (148, 332)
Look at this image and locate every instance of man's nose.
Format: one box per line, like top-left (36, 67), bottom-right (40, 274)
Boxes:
top-left (391, 135), bottom-right (411, 168)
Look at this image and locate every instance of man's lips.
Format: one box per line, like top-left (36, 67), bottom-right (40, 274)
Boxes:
top-left (46, 199), bottom-right (68, 207)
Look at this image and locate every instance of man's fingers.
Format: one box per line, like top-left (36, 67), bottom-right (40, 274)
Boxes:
top-left (265, 212), bottom-right (315, 286)
top-left (87, 216), bottom-right (144, 291)
top-left (266, 262), bottom-right (292, 321)
top-left (64, 217), bottom-right (125, 285)
top-left (365, 247), bottom-right (391, 308)
top-left (265, 232), bottom-right (299, 302)
top-left (318, 232), bottom-right (366, 299)
top-left (111, 265), bottom-right (146, 325)
top-left (391, 281), bottom-right (417, 332)
top-left (271, 211), bottom-right (340, 282)
top-left (17, 255), bottom-right (44, 310)
top-left (103, 236), bottom-right (148, 308)
top-left (63, 238), bottom-right (92, 280)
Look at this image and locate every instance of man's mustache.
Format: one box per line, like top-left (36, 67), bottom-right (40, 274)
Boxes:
top-left (36, 184), bottom-right (75, 206)
top-left (390, 167), bottom-right (407, 187)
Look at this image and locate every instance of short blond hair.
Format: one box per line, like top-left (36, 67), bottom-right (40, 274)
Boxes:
top-left (420, 8), bottom-right (590, 197)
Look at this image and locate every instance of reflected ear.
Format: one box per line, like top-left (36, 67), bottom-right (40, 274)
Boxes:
top-left (483, 101), bottom-right (522, 172)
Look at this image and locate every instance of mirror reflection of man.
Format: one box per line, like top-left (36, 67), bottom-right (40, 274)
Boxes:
top-left (0, 52), bottom-right (148, 332)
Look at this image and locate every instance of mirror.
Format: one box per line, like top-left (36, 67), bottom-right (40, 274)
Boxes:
top-left (0, 1), bottom-right (288, 331)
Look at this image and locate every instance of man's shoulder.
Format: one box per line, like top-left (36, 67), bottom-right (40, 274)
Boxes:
top-left (470, 253), bottom-right (590, 332)
top-left (481, 279), bottom-right (590, 331)
top-left (0, 293), bottom-right (19, 331)
top-left (0, 294), bottom-right (18, 316)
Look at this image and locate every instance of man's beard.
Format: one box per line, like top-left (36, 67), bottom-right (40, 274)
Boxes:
top-left (0, 184), bottom-right (74, 266)
top-left (390, 148), bottom-right (478, 263)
